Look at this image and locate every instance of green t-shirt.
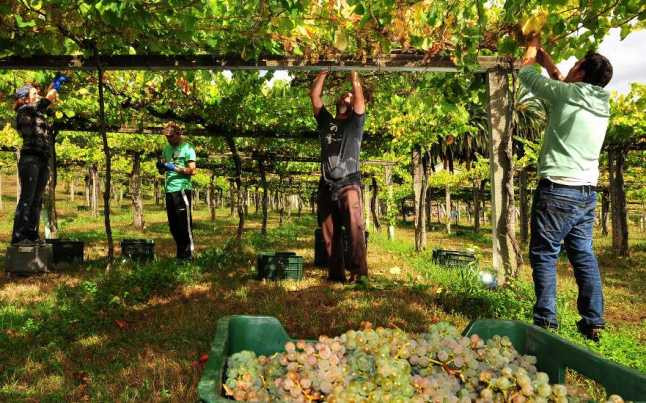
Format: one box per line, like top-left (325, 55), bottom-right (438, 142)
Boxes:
top-left (162, 141), bottom-right (196, 193)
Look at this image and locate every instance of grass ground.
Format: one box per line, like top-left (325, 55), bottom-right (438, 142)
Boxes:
top-left (0, 195), bottom-right (644, 402)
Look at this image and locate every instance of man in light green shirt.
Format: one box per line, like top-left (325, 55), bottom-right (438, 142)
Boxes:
top-left (156, 122), bottom-right (197, 260)
top-left (520, 34), bottom-right (613, 342)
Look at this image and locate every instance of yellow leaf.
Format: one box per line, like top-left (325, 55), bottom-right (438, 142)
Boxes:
top-left (334, 30), bottom-right (348, 51)
top-left (294, 25), bottom-right (309, 38)
top-left (521, 9), bottom-right (548, 36)
top-left (55, 111), bottom-right (63, 119)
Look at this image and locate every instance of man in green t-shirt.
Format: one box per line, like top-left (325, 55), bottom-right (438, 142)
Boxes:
top-left (156, 122), bottom-right (197, 260)
top-left (520, 34), bottom-right (612, 341)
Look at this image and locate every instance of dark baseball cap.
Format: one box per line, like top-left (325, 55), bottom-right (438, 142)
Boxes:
top-left (14, 84), bottom-right (35, 100)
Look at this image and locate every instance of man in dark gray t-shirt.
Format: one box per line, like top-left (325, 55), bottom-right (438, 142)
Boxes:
top-left (315, 100), bottom-right (365, 182)
top-left (310, 71), bottom-right (368, 283)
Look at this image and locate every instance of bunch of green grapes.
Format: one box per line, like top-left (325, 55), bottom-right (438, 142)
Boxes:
top-left (333, 327), bottom-right (417, 402)
top-left (341, 326), bottom-right (413, 360)
top-left (408, 323), bottom-right (479, 379)
top-left (327, 355), bottom-right (414, 402)
top-left (411, 371), bottom-right (463, 401)
top-left (270, 336), bottom-right (348, 402)
top-left (223, 351), bottom-right (269, 401)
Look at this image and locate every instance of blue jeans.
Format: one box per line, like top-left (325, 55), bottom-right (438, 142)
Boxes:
top-left (529, 181), bottom-right (604, 328)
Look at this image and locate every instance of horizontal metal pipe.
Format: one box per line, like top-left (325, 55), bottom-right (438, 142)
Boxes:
top-left (0, 55), bottom-right (513, 72)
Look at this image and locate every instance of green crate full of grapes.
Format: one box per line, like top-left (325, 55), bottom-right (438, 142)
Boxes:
top-left (197, 316), bottom-right (645, 402)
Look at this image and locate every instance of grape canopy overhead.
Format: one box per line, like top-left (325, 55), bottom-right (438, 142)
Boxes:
top-left (1, 0), bottom-right (644, 65)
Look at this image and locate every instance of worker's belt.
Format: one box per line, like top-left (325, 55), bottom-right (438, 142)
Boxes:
top-left (538, 179), bottom-right (597, 193)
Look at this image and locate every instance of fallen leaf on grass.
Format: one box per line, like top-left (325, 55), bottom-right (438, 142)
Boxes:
top-left (192, 354), bottom-right (209, 369)
top-left (73, 371), bottom-right (91, 385)
top-left (4, 329), bottom-right (18, 337)
top-left (114, 319), bottom-right (128, 330)
top-left (389, 266), bottom-right (401, 275)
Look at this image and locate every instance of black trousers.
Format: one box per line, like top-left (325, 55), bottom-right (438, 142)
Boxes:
top-left (12, 153), bottom-right (49, 243)
top-left (166, 190), bottom-right (194, 259)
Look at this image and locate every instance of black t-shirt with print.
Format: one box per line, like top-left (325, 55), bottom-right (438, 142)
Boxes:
top-left (315, 106), bottom-right (365, 181)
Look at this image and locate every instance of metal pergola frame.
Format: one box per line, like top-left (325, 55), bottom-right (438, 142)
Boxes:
top-left (0, 54), bottom-right (515, 73)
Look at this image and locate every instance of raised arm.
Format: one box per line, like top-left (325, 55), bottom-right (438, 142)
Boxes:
top-left (44, 72), bottom-right (70, 104)
top-left (44, 89), bottom-right (58, 104)
top-left (521, 33), bottom-right (540, 67)
top-left (537, 48), bottom-right (565, 81)
top-left (309, 71), bottom-right (327, 116)
top-left (519, 34), bottom-right (570, 102)
top-left (350, 71), bottom-right (365, 115)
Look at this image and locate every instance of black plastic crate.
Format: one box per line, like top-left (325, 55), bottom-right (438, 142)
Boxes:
top-left (256, 252), bottom-right (302, 280)
top-left (5, 244), bottom-right (53, 275)
top-left (120, 239), bottom-right (155, 262)
top-left (45, 239), bottom-right (84, 264)
top-left (255, 252), bottom-right (279, 278)
top-left (432, 249), bottom-right (477, 268)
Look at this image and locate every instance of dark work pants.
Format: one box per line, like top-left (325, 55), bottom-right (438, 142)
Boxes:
top-left (529, 181), bottom-right (604, 328)
top-left (12, 153), bottom-right (49, 243)
top-left (317, 181), bottom-right (368, 282)
top-left (166, 190), bottom-right (194, 259)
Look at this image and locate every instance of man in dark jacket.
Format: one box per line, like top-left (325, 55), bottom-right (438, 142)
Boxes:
top-left (11, 74), bottom-right (68, 244)
top-left (310, 71), bottom-right (367, 283)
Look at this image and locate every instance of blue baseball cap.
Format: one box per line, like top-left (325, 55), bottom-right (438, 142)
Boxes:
top-left (14, 85), bottom-right (34, 100)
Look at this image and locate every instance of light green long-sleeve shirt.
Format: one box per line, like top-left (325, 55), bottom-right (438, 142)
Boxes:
top-left (519, 65), bottom-right (610, 185)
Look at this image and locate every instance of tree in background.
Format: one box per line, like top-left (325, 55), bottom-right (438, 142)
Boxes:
top-left (605, 83), bottom-right (645, 256)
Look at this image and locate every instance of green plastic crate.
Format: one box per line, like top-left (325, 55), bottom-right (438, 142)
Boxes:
top-left (283, 255), bottom-right (304, 280)
top-left (198, 316), bottom-right (292, 403)
top-left (463, 320), bottom-right (646, 400)
top-left (255, 252), bottom-right (302, 280)
top-left (197, 316), bottom-right (646, 402)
